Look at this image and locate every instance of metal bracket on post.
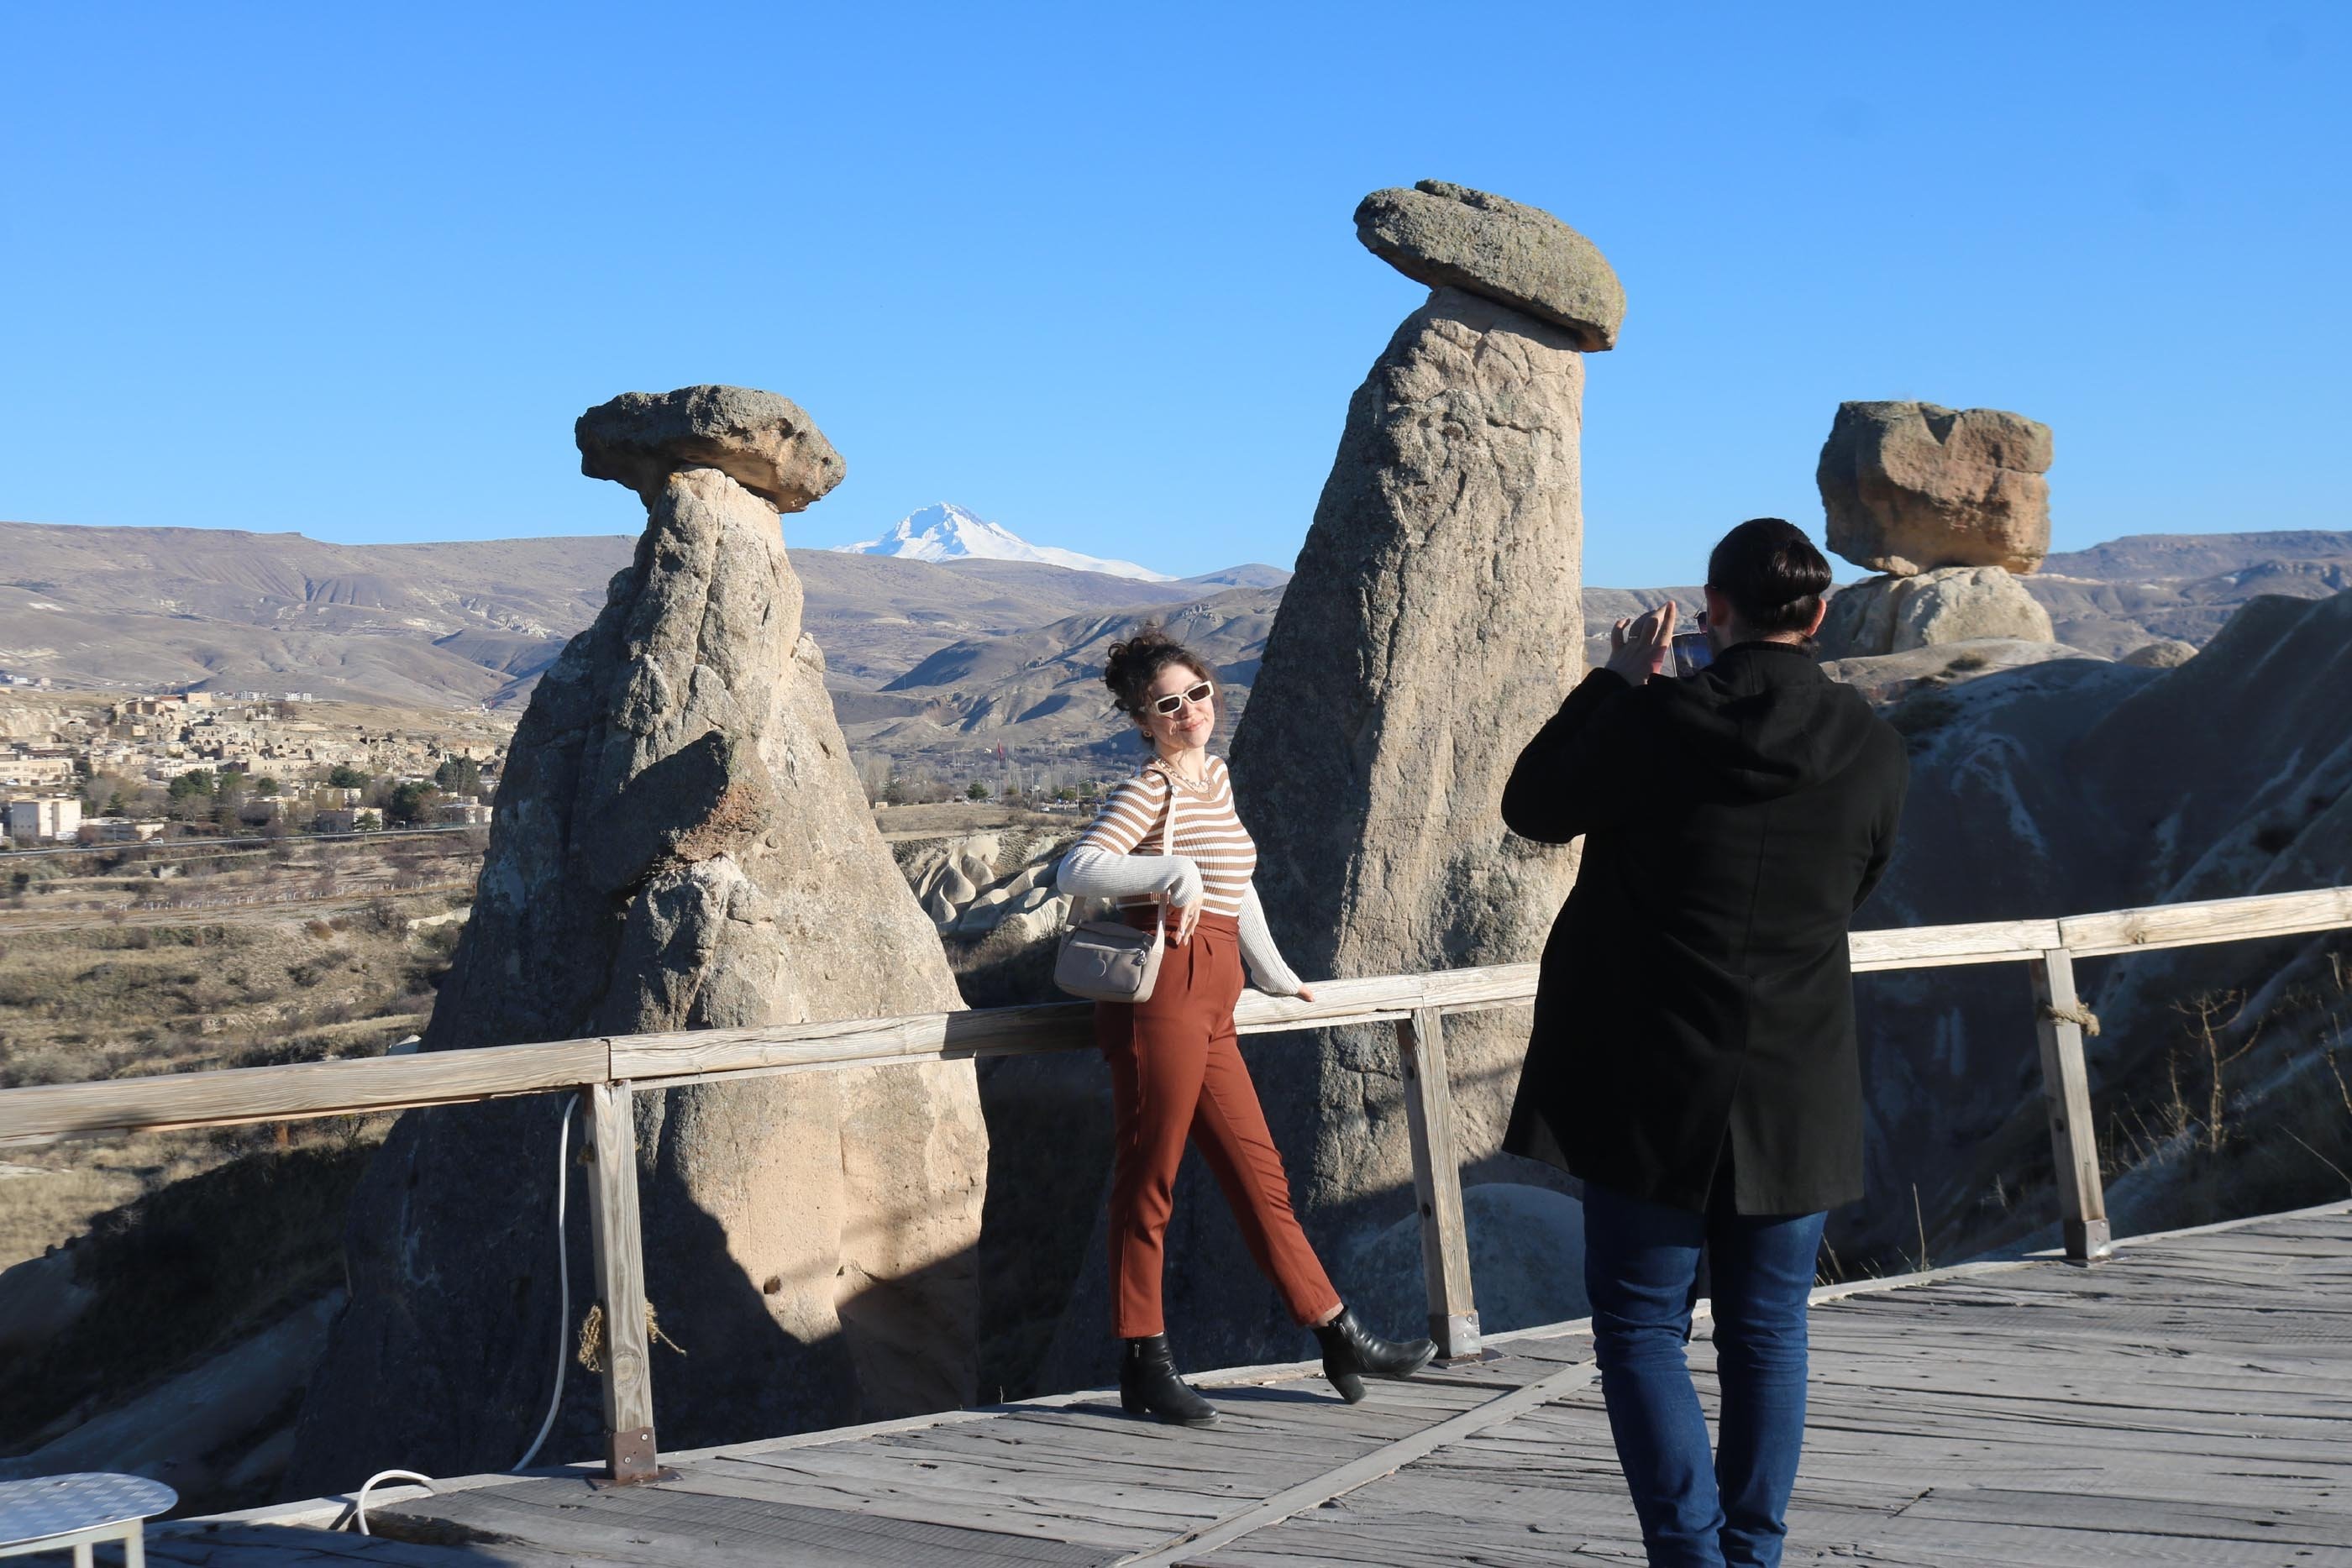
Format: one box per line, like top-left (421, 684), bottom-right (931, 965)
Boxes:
top-left (1397, 1007), bottom-right (1482, 1361)
top-left (581, 1081), bottom-right (675, 1486)
top-left (2027, 949), bottom-right (2113, 1264)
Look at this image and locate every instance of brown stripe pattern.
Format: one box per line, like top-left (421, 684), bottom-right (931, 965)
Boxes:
top-left (1074, 756), bottom-right (1258, 917)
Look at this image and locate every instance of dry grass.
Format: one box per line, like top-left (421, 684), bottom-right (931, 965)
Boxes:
top-left (0, 838), bottom-right (475, 1267)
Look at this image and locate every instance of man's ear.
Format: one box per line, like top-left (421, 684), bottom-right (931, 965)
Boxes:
top-left (1803, 595), bottom-right (1830, 637)
top-left (1703, 584), bottom-right (1732, 632)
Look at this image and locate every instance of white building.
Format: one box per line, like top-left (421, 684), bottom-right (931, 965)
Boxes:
top-left (7, 797), bottom-right (83, 842)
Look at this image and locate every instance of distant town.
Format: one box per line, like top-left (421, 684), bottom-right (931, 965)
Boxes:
top-left (0, 687), bottom-right (505, 847)
top-left (0, 684), bottom-right (1107, 848)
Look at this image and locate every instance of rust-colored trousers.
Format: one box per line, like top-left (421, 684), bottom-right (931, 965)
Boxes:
top-left (1096, 911), bottom-right (1341, 1340)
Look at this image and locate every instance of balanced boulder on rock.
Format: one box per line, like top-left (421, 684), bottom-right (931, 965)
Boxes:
top-left (1355, 180), bottom-right (1625, 352)
top-left (291, 385), bottom-right (986, 1492)
top-left (1818, 401), bottom-right (2053, 575)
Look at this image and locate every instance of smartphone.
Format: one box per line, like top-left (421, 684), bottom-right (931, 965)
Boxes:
top-left (1671, 621), bottom-right (1714, 677)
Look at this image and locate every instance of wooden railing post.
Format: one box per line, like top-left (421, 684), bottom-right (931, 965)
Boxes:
top-left (582, 1080), bottom-right (665, 1484)
top-left (1397, 1007), bottom-right (1480, 1360)
top-left (2026, 949), bottom-right (2111, 1263)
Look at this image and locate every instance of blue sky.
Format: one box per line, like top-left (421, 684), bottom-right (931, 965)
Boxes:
top-left (1, 3), bottom-right (2344, 586)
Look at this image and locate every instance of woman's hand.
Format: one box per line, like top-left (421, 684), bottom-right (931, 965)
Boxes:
top-left (1294, 984), bottom-right (1315, 1002)
top-left (1607, 602), bottom-right (1677, 684)
top-left (1170, 901), bottom-right (1202, 946)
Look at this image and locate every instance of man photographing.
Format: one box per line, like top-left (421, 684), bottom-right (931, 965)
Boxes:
top-left (1500, 517), bottom-right (1908, 1568)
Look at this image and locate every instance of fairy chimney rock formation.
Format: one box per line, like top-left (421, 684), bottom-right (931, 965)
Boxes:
top-left (291, 385), bottom-right (986, 1492)
top-left (1818, 401), bottom-right (2053, 576)
top-left (1046, 186), bottom-right (1612, 1382)
top-left (1354, 180), bottom-right (1625, 351)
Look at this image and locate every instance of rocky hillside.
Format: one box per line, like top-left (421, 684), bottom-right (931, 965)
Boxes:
top-left (861, 588), bottom-right (1279, 750)
top-left (0, 521), bottom-right (1279, 710)
top-left (2021, 530), bottom-right (2352, 658)
top-left (1835, 585), bottom-right (2352, 1272)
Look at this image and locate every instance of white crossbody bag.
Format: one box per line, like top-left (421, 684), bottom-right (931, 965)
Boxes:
top-left (1053, 772), bottom-right (1186, 1004)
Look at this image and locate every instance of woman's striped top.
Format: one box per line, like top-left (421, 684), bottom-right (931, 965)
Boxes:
top-left (1074, 755), bottom-right (1257, 917)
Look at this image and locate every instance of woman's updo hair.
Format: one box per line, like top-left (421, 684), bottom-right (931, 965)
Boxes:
top-left (1707, 517), bottom-right (1835, 637)
top-left (1102, 624), bottom-right (1217, 724)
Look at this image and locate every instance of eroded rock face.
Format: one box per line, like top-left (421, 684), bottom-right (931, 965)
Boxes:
top-left (1356, 181), bottom-right (1625, 351)
top-left (1818, 565), bottom-right (2055, 659)
top-left (290, 387), bottom-right (985, 1492)
top-left (1819, 401), bottom-right (2053, 575)
top-left (1042, 283), bottom-right (1592, 1382)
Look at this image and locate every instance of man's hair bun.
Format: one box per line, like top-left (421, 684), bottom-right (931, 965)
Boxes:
top-left (1707, 518), bottom-right (1834, 637)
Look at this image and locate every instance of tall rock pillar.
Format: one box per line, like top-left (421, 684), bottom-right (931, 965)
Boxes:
top-left (1044, 184), bottom-right (1621, 1381)
top-left (291, 386), bottom-right (987, 1491)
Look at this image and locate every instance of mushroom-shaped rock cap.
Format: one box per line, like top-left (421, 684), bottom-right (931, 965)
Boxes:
top-left (1354, 181), bottom-right (1625, 352)
top-left (576, 385), bottom-right (845, 513)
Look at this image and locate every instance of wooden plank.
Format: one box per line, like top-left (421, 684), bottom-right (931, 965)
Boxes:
top-left (1110, 1359), bottom-right (1600, 1567)
top-left (582, 1081), bottom-right (659, 1485)
top-left (374, 1477), bottom-right (1110, 1567)
top-left (1851, 916), bottom-right (2065, 972)
top-left (1394, 1009), bottom-right (1479, 1359)
top-left (2058, 884), bottom-right (2352, 957)
top-left (0, 1038), bottom-right (609, 1143)
top-left (2026, 949), bottom-right (2111, 1262)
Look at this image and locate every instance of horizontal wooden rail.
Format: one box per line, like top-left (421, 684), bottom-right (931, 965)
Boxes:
top-left (0, 1039), bottom-right (606, 1145)
top-left (3, 884), bottom-right (2348, 1147)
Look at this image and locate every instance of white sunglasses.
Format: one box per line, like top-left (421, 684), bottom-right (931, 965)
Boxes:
top-left (1149, 680), bottom-right (1215, 716)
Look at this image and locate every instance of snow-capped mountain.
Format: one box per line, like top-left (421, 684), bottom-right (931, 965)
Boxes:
top-left (835, 502), bottom-right (1174, 583)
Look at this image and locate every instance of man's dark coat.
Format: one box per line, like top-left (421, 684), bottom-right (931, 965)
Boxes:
top-left (1501, 642), bottom-right (1908, 1215)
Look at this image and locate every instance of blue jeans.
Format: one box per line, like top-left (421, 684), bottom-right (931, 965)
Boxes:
top-left (1583, 1182), bottom-right (1827, 1568)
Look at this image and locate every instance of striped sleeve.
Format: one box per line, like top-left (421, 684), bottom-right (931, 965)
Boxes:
top-left (1075, 770), bottom-right (1169, 855)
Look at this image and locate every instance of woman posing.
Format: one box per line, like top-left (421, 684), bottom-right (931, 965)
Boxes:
top-left (1056, 627), bottom-right (1435, 1428)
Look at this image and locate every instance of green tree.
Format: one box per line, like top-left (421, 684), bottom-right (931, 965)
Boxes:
top-left (882, 773), bottom-right (909, 806)
top-left (433, 757), bottom-right (482, 796)
top-left (167, 769), bottom-right (215, 801)
top-left (1054, 785), bottom-right (1079, 803)
top-left (385, 781), bottom-right (439, 826)
top-left (250, 775), bottom-right (281, 796)
top-left (325, 764), bottom-right (370, 790)
top-left (964, 779), bottom-right (990, 801)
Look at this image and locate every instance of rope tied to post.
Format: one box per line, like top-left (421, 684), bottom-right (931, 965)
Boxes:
top-left (575, 1301), bottom-right (685, 1372)
top-left (2040, 999), bottom-right (2102, 1036)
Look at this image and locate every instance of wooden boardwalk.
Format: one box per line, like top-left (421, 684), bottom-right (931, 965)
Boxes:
top-left (151, 1204), bottom-right (2352, 1567)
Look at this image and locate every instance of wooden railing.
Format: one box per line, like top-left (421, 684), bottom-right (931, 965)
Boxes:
top-left (3, 884), bottom-right (2348, 1486)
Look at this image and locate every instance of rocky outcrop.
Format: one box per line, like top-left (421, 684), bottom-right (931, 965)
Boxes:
top-left (291, 386), bottom-right (986, 1492)
top-left (1836, 587), bottom-right (2352, 1273)
top-left (2120, 637), bottom-right (2198, 669)
top-left (1817, 564), bottom-right (2056, 659)
top-left (898, 829), bottom-right (1079, 942)
top-left (1043, 201), bottom-right (1609, 1381)
top-left (1819, 401), bottom-right (2053, 575)
top-left (1340, 1184), bottom-right (1588, 1340)
top-left (1355, 181), bottom-right (1625, 351)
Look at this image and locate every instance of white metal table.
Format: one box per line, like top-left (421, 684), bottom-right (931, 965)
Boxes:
top-left (0, 1473), bottom-right (176, 1566)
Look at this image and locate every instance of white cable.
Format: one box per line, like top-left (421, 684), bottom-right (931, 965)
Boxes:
top-left (353, 1471), bottom-right (433, 1535)
top-left (512, 1097), bottom-right (577, 1472)
top-left (346, 1098), bottom-right (577, 1534)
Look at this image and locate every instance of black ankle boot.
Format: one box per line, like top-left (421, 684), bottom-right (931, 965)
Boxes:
top-left (1119, 1334), bottom-right (1219, 1427)
top-left (1313, 1306), bottom-right (1436, 1404)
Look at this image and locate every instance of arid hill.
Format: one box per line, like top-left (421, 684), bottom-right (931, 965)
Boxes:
top-left (0, 521), bottom-right (1282, 710)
